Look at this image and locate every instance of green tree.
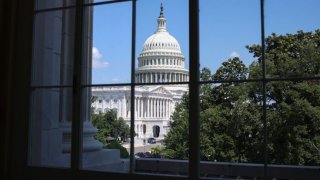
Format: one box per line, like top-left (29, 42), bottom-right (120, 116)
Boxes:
top-left (200, 57), bottom-right (262, 162)
top-left (163, 29), bottom-right (320, 165)
top-left (106, 141), bottom-right (129, 158)
top-left (164, 57), bottom-right (263, 162)
top-left (247, 30), bottom-right (320, 78)
top-left (163, 93), bottom-right (189, 160)
top-left (92, 109), bottom-right (131, 144)
top-left (246, 30), bottom-right (320, 165)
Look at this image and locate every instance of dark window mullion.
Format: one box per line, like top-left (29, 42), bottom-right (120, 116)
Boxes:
top-left (260, 0), bottom-right (267, 179)
top-left (71, 0), bottom-right (85, 171)
top-left (129, 0), bottom-right (136, 174)
top-left (189, 0), bottom-right (200, 179)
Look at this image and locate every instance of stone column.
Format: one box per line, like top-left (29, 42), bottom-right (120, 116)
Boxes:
top-left (167, 99), bottom-right (170, 118)
top-left (139, 97), bottom-right (142, 117)
top-left (154, 98), bottom-right (157, 118)
top-left (166, 73), bottom-right (168, 82)
top-left (135, 97), bottom-right (137, 117)
top-left (157, 98), bottom-right (160, 118)
top-left (153, 98), bottom-right (156, 118)
top-left (141, 74), bottom-right (143, 83)
top-left (139, 97), bottom-right (142, 118)
top-left (144, 98), bottom-right (146, 118)
top-left (161, 99), bottom-right (163, 117)
top-left (157, 73), bottom-right (159, 83)
top-left (168, 100), bottom-right (171, 119)
top-left (149, 98), bottom-right (151, 118)
top-left (164, 73), bottom-right (166, 82)
top-left (141, 97), bottom-right (144, 118)
top-left (146, 73), bottom-right (148, 83)
top-left (123, 96), bottom-right (127, 118)
top-left (127, 97), bottom-right (130, 118)
top-left (147, 98), bottom-right (149, 117)
top-left (150, 98), bottom-right (152, 118)
top-left (146, 73), bottom-right (149, 83)
top-left (159, 99), bottom-right (162, 118)
top-left (154, 98), bottom-right (156, 118)
top-left (165, 99), bottom-right (167, 118)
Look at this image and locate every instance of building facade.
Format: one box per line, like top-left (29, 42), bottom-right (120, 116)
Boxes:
top-left (92, 5), bottom-right (189, 139)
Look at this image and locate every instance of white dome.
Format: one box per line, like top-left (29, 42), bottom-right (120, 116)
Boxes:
top-left (135, 4), bottom-right (189, 84)
top-left (143, 31), bottom-right (181, 52)
top-left (141, 4), bottom-right (181, 53)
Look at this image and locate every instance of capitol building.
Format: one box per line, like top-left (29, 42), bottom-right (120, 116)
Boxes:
top-left (92, 5), bottom-right (189, 139)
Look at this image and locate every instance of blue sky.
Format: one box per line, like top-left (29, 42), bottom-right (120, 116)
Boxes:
top-left (90, 0), bottom-right (320, 84)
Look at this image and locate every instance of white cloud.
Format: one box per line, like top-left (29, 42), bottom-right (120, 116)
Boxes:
top-left (92, 47), bottom-right (109, 68)
top-left (111, 78), bottom-right (120, 82)
top-left (229, 51), bottom-right (240, 58)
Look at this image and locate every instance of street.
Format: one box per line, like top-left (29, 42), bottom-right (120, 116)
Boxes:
top-left (123, 139), bottom-right (164, 154)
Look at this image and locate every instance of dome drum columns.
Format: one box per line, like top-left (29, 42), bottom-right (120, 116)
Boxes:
top-left (135, 72), bottom-right (189, 83)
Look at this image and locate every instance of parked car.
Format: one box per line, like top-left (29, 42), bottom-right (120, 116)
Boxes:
top-left (147, 137), bottom-right (156, 144)
top-left (135, 152), bottom-right (164, 159)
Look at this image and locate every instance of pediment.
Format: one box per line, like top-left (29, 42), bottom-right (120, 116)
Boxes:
top-left (150, 86), bottom-right (172, 95)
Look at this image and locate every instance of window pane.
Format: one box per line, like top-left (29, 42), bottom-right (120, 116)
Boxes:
top-left (135, 0), bottom-right (189, 84)
top-left (267, 80), bottom-right (320, 167)
top-left (82, 2), bottom-right (132, 85)
top-left (32, 9), bottom-right (75, 86)
top-left (200, 0), bottom-right (261, 81)
top-left (265, 0), bottom-right (320, 78)
top-left (199, 82), bottom-right (264, 178)
top-left (134, 84), bottom-right (189, 176)
top-left (28, 88), bottom-right (72, 168)
top-left (81, 86), bottom-right (131, 172)
top-left (34, 0), bottom-right (75, 10)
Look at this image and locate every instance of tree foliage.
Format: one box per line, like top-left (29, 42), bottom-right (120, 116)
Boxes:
top-left (106, 141), bottom-right (129, 158)
top-left (92, 109), bottom-right (130, 145)
top-left (163, 30), bottom-right (320, 165)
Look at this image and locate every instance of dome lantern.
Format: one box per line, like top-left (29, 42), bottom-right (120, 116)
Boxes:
top-left (142, 4), bottom-right (182, 52)
top-left (135, 3), bottom-right (189, 84)
top-left (157, 3), bottom-right (166, 32)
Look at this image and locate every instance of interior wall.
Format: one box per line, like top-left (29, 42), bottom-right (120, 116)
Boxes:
top-left (1, 0), bottom-right (34, 180)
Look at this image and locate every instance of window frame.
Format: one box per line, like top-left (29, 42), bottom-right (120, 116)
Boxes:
top-left (9, 0), bottom-right (320, 179)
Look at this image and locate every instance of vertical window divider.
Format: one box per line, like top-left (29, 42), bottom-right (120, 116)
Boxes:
top-left (189, 0), bottom-right (200, 179)
top-left (71, 0), bottom-right (85, 171)
top-left (129, 0), bottom-right (137, 174)
top-left (260, 0), bottom-right (267, 179)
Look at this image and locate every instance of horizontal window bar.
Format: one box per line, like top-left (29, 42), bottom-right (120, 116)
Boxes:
top-left (84, 0), bottom-right (132, 7)
top-left (30, 85), bottom-right (73, 89)
top-left (34, 5), bottom-right (76, 13)
top-left (200, 76), bottom-right (320, 84)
